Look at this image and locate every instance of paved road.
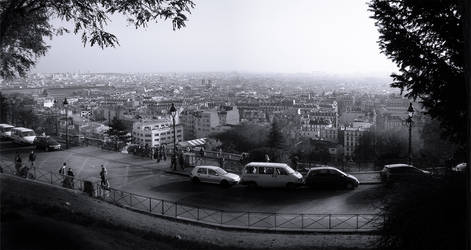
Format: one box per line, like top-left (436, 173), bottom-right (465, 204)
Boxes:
top-left (0, 142), bottom-right (384, 214)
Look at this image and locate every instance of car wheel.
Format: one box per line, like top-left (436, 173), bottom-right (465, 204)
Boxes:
top-left (191, 177), bottom-right (200, 184)
top-left (220, 180), bottom-right (230, 188)
top-left (247, 182), bottom-right (258, 189)
top-left (286, 182), bottom-right (296, 190)
top-left (346, 182), bottom-right (354, 190)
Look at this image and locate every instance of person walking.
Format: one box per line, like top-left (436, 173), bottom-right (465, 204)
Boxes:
top-left (66, 168), bottom-right (75, 188)
top-left (170, 154), bottom-right (177, 170)
top-left (59, 162), bottom-right (66, 175)
top-left (28, 151), bottom-right (36, 168)
top-left (100, 165), bottom-right (109, 189)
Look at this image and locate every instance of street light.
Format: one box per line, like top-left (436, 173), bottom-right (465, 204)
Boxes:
top-left (54, 99), bottom-right (58, 135)
top-left (407, 102), bottom-right (415, 165)
top-left (169, 103), bottom-right (177, 169)
top-left (63, 98), bottom-right (69, 149)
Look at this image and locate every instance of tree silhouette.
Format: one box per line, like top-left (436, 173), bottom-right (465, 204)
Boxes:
top-left (267, 120), bottom-right (285, 149)
top-left (0, 0), bottom-right (194, 79)
top-left (369, 0), bottom-right (466, 145)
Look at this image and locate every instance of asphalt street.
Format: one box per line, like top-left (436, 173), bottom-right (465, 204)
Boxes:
top-left (0, 141), bottom-right (384, 214)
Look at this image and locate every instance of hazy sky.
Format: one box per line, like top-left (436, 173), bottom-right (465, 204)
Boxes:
top-left (34, 0), bottom-right (397, 75)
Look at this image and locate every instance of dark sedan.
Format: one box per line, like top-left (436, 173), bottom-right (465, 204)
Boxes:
top-left (34, 136), bottom-right (62, 151)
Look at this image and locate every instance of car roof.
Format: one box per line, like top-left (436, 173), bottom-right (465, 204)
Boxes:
top-left (195, 165), bottom-right (222, 170)
top-left (384, 164), bottom-right (412, 168)
top-left (245, 162), bottom-right (289, 168)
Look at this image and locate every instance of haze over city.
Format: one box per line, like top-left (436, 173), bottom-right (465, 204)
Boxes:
top-left (35, 0), bottom-right (397, 75)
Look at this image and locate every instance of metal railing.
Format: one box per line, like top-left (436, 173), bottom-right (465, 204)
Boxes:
top-left (1, 163), bottom-right (382, 232)
top-left (96, 185), bottom-right (381, 231)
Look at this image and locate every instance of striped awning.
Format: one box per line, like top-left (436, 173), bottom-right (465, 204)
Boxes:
top-left (179, 138), bottom-right (207, 147)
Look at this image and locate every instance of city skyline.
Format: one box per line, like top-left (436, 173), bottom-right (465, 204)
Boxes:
top-left (34, 0), bottom-right (397, 75)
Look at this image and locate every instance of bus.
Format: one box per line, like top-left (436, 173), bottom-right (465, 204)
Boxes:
top-left (0, 124), bottom-right (14, 139)
top-left (11, 127), bottom-right (36, 145)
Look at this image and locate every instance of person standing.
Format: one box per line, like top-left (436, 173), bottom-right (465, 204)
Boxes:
top-left (265, 154), bottom-right (270, 162)
top-left (28, 151), bottom-right (36, 168)
top-left (14, 152), bottom-right (22, 173)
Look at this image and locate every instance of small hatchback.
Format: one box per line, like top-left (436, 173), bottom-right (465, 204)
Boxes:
top-left (190, 166), bottom-right (240, 187)
top-left (304, 167), bottom-right (359, 190)
top-left (34, 136), bottom-right (62, 151)
top-left (380, 164), bottom-right (431, 184)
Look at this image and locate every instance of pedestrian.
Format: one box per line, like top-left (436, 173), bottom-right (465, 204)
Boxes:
top-left (29, 151), bottom-right (36, 168)
top-left (199, 147), bottom-right (205, 157)
top-left (162, 145), bottom-right (167, 161)
top-left (155, 149), bottom-right (160, 163)
top-left (100, 165), bottom-right (109, 189)
top-left (179, 152), bottom-right (185, 169)
top-left (219, 155), bottom-right (225, 169)
top-left (59, 162), bottom-right (66, 175)
top-left (66, 168), bottom-right (75, 188)
top-left (14, 152), bottom-right (22, 173)
top-left (171, 154), bottom-right (177, 170)
top-left (265, 154), bottom-right (270, 162)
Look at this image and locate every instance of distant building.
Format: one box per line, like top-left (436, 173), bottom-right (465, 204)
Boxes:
top-left (341, 122), bottom-right (373, 158)
top-left (132, 119), bottom-right (183, 147)
top-left (179, 106), bottom-right (240, 140)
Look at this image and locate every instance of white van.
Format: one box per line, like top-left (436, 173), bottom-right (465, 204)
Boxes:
top-left (11, 127), bottom-right (36, 145)
top-left (0, 124), bottom-right (14, 139)
top-left (240, 162), bottom-right (303, 188)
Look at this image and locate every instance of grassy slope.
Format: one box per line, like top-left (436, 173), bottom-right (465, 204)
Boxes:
top-left (0, 175), bottom-right (373, 250)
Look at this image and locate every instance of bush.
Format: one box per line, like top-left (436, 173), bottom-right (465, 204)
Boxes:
top-left (377, 174), bottom-right (466, 250)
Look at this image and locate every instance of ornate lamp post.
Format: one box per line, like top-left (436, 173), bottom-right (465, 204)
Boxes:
top-left (63, 98), bottom-right (69, 149)
top-left (407, 103), bottom-right (415, 165)
top-left (169, 103), bottom-right (177, 153)
top-left (54, 99), bottom-right (58, 135)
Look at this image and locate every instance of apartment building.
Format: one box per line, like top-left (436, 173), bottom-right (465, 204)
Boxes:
top-left (132, 119), bottom-right (183, 147)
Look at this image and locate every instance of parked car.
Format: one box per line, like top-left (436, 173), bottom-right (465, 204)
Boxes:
top-left (190, 166), bottom-right (240, 187)
top-left (304, 166), bottom-right (359, 190)
top-left (380, 164), bottom-right (431, 183)
top-left (239, 162), bottom-right (303, 188)
top-left (34, 136), bottom-right (62, 151)
top-left (451, 163), bottom-right (467, 172)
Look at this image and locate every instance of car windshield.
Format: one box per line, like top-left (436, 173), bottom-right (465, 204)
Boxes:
top-left (21, 131), bottom-right (35, 136)
top-left (216, 168), bottom-right (228, 175)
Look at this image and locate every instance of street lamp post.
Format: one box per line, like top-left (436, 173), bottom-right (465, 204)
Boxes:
top-left (54, 99), bottom-right (58, 135)
top-left (63, 98), bottom-right (69, 149)
top-left (407, 103), bottom-right (415, 165)
top-left (169, 103), bottom-right (177, 170)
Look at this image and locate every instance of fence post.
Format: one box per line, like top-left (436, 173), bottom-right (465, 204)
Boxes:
top-left (197, 207), bottom-right (200, 220)
top-left (248, 212), bottom-right (250, 227)
top-left (329, 214), bottom-right (332, 229)
top-left (356, 214), bottom-right (359, 229)
top-left (161, 200), bottom-right (165, 215)
top-left (175, 202), bottom-right (178, 218)
top-left (149, 198), bottom-right (152, 213)
top-left (220, 210), bottom-right (223, 225)
top-left (274, 213), bottom-right (277, 230)
top-left (301, 214), bottom-right (304, 230)
top-left (130, 193), bottom-right (132, 206)
top-left (50, 172), bottom-right (53, 184)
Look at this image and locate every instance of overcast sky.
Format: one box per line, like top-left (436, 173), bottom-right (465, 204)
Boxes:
top-left (34, 0), bottom-right (397, 75)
